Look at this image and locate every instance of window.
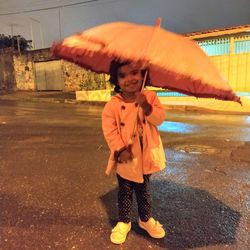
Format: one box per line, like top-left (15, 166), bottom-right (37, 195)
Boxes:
top-left (234, 39), bottom-right (250, 54)
top-left (197, 38), bottom-right (230, 56)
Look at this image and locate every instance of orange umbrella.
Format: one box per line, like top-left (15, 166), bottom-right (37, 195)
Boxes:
top-left (52, 18), bottom-right (240, 103)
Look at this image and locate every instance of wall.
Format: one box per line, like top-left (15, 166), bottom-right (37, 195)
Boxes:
top-left (196, 34), bottom-right (250, 92)
top-left (0, 48), bottom-right (16, 93)
top-left (62, 61), bottom-right (88, 91)
top-left (13, 48), bottom-right (88, 91)
top-left (12, 48), bottom-right (106, 91)
top-left (13, 48), bottom-right (52, 90)
top-left (211, 53), bottom-right (250, 92)
top-left (62, 61), bottom-right (109, 91)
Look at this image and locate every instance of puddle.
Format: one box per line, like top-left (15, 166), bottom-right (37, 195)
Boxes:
top-left (158, 121), bottom-right (199, 134)
top-left (173, 144), bottom-right (220, 154)
top-left (17, 136), bottom-right (51, 144)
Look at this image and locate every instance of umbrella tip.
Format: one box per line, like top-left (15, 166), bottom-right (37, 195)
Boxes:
top-left (236, 97), bottom-right (242, 106)
top-left (155, 17), bottom-right (162, 27)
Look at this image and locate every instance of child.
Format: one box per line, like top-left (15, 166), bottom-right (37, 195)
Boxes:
top-left (102, 60), bottom-right (166, 244)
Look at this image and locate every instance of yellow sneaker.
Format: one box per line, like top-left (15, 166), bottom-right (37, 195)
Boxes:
top-left (138, 217), bottom-right (165, 238)
top-left (110, 221), bottom-right (131, 244)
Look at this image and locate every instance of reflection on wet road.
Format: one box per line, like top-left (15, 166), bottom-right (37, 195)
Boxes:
top-left (0, 100), bottom-right (103, 126)
top-left (158, 121), bottom-right (200, 134)
top-left (159, 111), bottom-right (250, 141)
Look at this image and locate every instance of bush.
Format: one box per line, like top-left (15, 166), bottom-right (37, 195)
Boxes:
top-left (0, 34), bottom-right (32, 51)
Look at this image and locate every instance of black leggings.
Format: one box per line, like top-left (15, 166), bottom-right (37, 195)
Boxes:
top-left (117, 174), bottom-right (151, 223)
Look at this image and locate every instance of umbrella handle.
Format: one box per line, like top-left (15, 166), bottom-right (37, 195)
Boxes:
top-left (140, 70), bottom-right (148, 92)
top-left (129, 70), bottom-right (148, 145)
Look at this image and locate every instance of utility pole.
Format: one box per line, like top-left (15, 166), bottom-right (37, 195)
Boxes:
top-left (58, 8), bottom-right (62, 40)
top-left (10, 24), bottom-right (14, 36)
top-left (8, 23), bottom-right (18, 36)
top-left (29, 17), bottom-right (44, 49)
top-left (29, 19), bottom-right (35, 49)
top-left (58, 0), bottom-right (64, 40)
top-left (17, 36), bottom-right (21, 55)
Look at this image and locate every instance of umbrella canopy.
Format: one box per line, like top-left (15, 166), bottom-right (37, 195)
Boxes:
top-left (52, 18), bottom-right (240, 103)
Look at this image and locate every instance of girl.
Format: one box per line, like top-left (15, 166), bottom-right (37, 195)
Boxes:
top-left (102, 60), bottom-right (166, 244)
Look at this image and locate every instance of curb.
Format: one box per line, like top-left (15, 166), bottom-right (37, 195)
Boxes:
top-left (1, 94), bottom-right (250, 115)
top-left (164, 104), bottom-right (250, 115)
top-left (0, 95), bottom-right (107, 106)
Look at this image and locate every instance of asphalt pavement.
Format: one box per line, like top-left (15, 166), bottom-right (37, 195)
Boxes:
top-left (0, 97), bottom-right (249, 249)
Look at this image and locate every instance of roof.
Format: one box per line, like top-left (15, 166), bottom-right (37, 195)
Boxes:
top-left (185, 24), bottom-right (250, 39)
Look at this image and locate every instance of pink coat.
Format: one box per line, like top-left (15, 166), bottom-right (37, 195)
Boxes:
top-left (102, 90), bottom-right (166, 183)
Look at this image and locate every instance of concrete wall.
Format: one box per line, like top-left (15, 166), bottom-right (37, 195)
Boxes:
top-left (195, 34), bottom-right (250, 93)
top-left (0, 48), bottom-right (16, 93)
top-left (14, 48), bottom-right (92, 91)
top-left (12, 48), bottom-right (106, 91)
top-left (211, 53), bottom-right (250, 92)
top-left (62, 61), bottom-right (88, 91)
top-left (61, 61), bottom-right (108, 91)
top-left (13, 48), bottom-right (53, 90)
top-left (76, 89), bottom-right (111, 101)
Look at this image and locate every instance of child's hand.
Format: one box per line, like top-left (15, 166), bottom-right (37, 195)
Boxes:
top-left (135, 92), bottom-right (147, 106)
top-left (118, 147), bottom-right (133, 163)
top-left (135, 92), bottom-right (152, 115)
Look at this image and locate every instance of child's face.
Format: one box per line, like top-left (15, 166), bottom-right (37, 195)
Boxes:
top-left (117, 63), bottom-right (143, 93)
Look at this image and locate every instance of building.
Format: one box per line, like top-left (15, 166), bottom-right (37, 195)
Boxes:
top-left (186, 25), bottom-right (250, 93)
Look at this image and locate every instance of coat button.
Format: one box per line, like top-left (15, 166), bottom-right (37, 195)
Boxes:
top-left (121, 105), bottom-right (126, 110)
top-left (120, 122), bottom-right (125, 126)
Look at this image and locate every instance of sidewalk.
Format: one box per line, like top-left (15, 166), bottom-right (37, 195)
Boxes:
top-left (0, 90), bottom-right (250, 115)
top-left (161, 95), bottom-right (250, 115)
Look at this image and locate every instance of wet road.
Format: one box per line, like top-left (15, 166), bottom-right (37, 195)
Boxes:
top-left (0, 100), bottom-right (249, 250)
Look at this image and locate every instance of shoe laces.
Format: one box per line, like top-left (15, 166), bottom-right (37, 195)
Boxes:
top-left (112, 222), bottom-right (130, 233)
top-left (148, 218), bottom-right (163, 230)
top-left (154, 220), bottom-right (163, 229)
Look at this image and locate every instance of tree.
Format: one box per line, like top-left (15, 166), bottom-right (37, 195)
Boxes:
top-left (0, 34), bottom-right (32, 51)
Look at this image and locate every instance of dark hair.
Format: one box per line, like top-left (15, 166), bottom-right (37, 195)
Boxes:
top-left (109, 60), bottom-right (149, 93)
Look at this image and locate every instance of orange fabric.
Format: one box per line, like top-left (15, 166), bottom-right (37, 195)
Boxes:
top-left (52, 20), bottom-right (240, 103)
top-left (102, 91), bottom-right (166, 183)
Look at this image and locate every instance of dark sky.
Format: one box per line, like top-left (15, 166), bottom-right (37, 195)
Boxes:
top-left (0, 0), bottom-right (250, 49)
